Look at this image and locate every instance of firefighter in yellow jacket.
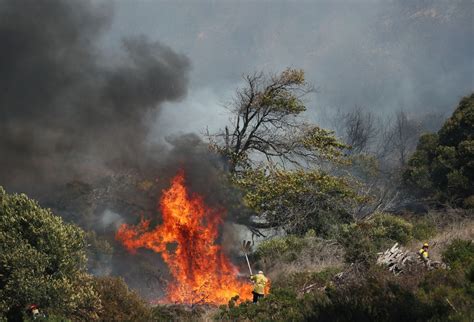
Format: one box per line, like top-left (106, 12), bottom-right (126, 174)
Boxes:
top-left (419, 243), bottom-right (429, 262)
top-left (250, 271), bottom-right (268, 303)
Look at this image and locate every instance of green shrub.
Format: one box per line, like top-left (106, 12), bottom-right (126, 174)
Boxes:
top-left (418, 268), bottom-right (474, 320)
top-left (272, 268), bottom-right (341, 292)
top-left (216, 263), bottom-right (474, 321)
top-left (93, 276), bottom-right (152, 321)
top-left (416, 239), bottom-right (474, 320)
top-left (338, 222), bottom-right (377, 265)
top-left (0, 187), bottom-right (101, 321)
top-left (463, 195), bottom-right (474, 208)
top-left (256, 235), bottom-right (308, 263)
top-left (337, 213), bottom-right (413, 264)
top-left (411, 217), bottom-right (437, 241)
top-left (370, 213), bottom-right (413, 246)
top-left (215, 288), bottom-right (316, 321)
top-left (151, 304), bottom-right (204, 321)
top-left (316, 272), bottom-right (433, 321)
top-left (442, 239), bottom-right (474, 268)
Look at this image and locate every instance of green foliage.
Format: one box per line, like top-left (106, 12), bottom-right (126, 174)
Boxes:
top-left (370, 214), bottom-right (413, 245)
top-left (317, 270), bottom-right (433, 322)
top-left (0, 187), bottom-right (101, 320)
top-left (256, 235), bottom-right (308, 263)
top-left (25, 313), bottom-right (71, 321)
top-left (210, 68), bottom-right (320, 173)
top-left (152, 305), bottom-right (204, 322)
top-left (418, 265), bottom-right (474, 320)
top-left (215, 288), bottom-right (317, 322)
top-left (298, 126), bottom-right (349, 163)
top-left (216, 267), bottom-right (465, 322)
top-left (272, 268), bottom-right (341, 292)
top-left (442, 239), bottom-right (474, 268)
top-left (236, 168), bottom-right (361, 235)
top-left (93, 276), bottom-right (152, 321)
top-left (337, 213), bottom-right (413, 264)
top-left (337, 222), bottom-right (377, 265)
top-left (210, 69), bottom-right (363, 235)
top-left (217, 254), bottom-right (474, 321)
top-left (404, 93), bottom-right (474, 207)
top-left (411, 217), bottom-right (437, 241)
top-left (417, 239), bottom-right (474, 321)
top-left (85, 231), bottom-right (113, 275)
top-left (463, 194), bottom-right (474, 209)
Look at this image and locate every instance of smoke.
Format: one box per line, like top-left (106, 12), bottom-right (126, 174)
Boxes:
top-left (99, 209), bottom-right (124, 231)
top-left (0, 0), bottom-right (190, 193)
top-left (111, 0), bottom-right (473, 133)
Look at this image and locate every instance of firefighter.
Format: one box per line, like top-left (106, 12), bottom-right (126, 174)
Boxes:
top-left (27, 304), bottom-right (44, 319)
top-left (250, 270), bottom-right (268, 303)
top-left (419, 243), bottom-right (429, 261)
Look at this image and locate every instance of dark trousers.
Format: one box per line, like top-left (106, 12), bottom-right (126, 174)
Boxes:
top-left (252, 291), bottom-right (264, 303)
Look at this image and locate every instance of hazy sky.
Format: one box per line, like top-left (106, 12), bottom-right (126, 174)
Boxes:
top-left (109, 0), bottom-right (473, 137)
top-left (0, 0), bottom-right (472, 192)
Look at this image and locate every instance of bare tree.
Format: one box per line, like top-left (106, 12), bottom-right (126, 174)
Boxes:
top-left (386, 110), bottom-right (421, 167)
top-left (330, 106), bottom-right (379, 154)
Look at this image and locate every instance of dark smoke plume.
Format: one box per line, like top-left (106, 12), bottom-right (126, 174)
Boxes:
top-left (0, 0), bottom-right (190, 193)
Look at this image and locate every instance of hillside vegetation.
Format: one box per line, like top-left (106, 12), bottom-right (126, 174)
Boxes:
top-left (1, 83), bottom-right (473, 321)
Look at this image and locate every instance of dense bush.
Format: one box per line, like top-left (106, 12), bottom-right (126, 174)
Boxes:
top-left (256, 235), bottom-right (308, 263)
top-left (411, 216), bottom-right (437, 241)
top-left (93, 276), bottom-right (152, 321)
top-left (404, 93), bottom-right (474, 207)
top-left (0, 187), bottom-right (101, 321)
top-left (255, 231), bottom-right (344, 273)
top-left (370, 214), bottom-right (413, 245)
top-left (418, 238), bottom-right (474, 322)
top-left (316, 270), bottom-right (433, 322)
top-left (215, 269), bottom-right (442, 321)
top-left (216, 262), bottom-right (473, 321)
top-left (272, 268), bottom-right (340, 292)
top-left (152, 305), bottom-right (204, 321)
top-left (442, 239), bottom-right (474, 268)
top-left (235, 168), bottom-right (359, 236)
top-left (337, 213), bottom-right (413, 264)
top-left (215, 288), bottom-right (318, 321)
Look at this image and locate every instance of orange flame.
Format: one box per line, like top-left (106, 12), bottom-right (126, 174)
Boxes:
top-left (116, 170), bottom-right (253, 305)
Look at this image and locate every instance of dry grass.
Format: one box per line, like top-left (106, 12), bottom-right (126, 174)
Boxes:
top-left (262, 237), bottom-right (345, 281)
top-left (199, 307), bottom-right (220, 322)
top-left (407, 209), bottom-right (474, 261)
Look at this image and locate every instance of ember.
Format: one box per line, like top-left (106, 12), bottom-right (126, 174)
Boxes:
top-left (116, 170), bottom-right (252, 305)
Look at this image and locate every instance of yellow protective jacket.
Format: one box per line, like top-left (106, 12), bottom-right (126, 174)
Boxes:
top-left (419, 248), bottom-right (429, 259)
top-left (250, 273), bottom-right (268, 295)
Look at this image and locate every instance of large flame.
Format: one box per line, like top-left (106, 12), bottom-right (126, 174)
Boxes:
top-left (116, 170), bottom-right (253, 305)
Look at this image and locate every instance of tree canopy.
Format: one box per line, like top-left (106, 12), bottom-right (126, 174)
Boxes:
top-left (403, 93), bottom-right (474, 207)
top-left (210, 69), bottom-right (361, 236)
top-left (210, 69), bottom-right (347, 172)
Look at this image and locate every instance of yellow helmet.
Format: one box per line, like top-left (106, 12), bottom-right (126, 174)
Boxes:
top-left (423, 243), bottom-right (429, 247)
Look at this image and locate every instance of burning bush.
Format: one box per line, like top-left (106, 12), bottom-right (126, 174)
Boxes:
top-left (116, 170), bottom-right (253, 305)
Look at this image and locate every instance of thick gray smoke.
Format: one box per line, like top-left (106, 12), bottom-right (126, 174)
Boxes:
top-left (0, 0), bottom-right (190, 193)
top-left (112, 0), bottom-right (473, 133)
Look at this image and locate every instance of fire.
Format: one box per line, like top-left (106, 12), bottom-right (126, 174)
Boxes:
top-left (116, 170), bottom-right (253, 305)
